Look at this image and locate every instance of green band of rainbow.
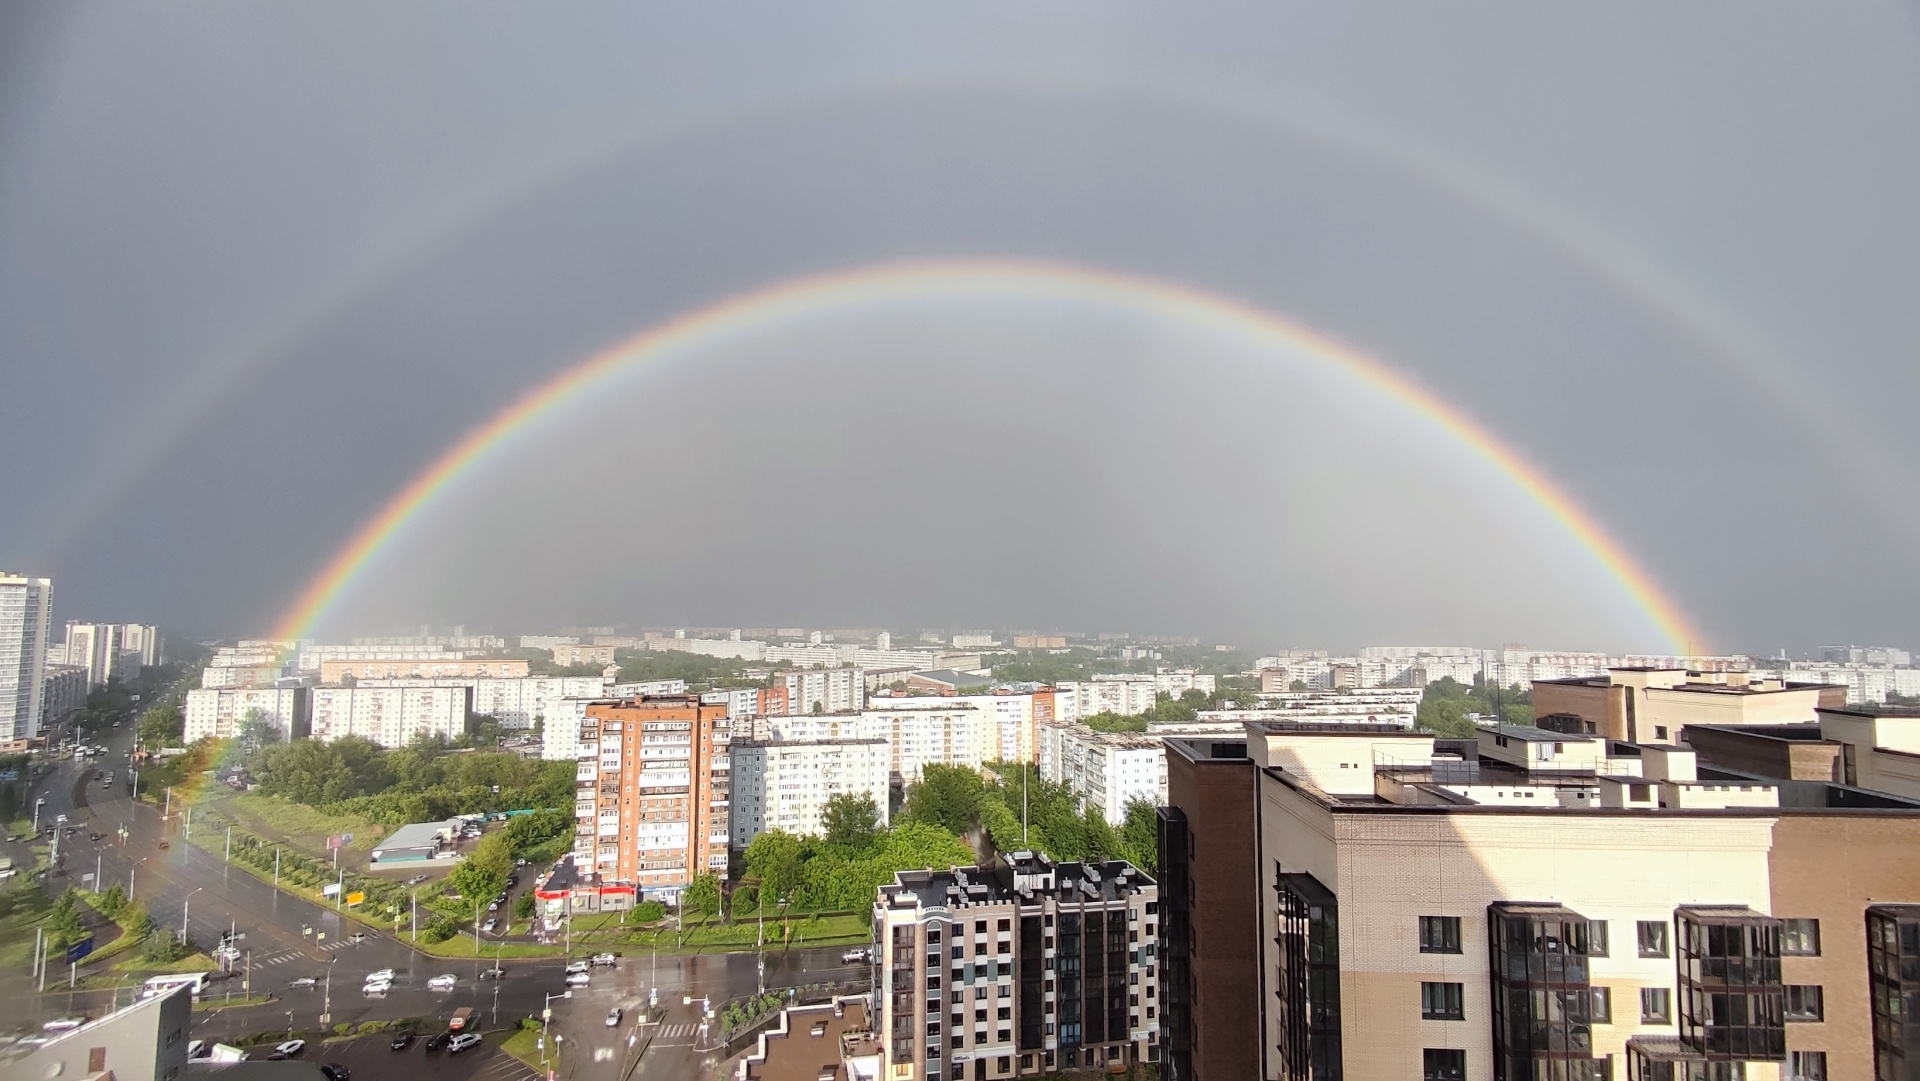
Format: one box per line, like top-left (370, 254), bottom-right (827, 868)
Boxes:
top-left (270, 258), bottom-right (1702, 652)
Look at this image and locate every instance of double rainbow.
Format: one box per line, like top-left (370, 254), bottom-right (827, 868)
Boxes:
top-left (270, 259), bottom-right (1702, 652)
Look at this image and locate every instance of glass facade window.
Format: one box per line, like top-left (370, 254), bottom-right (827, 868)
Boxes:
top-left (1276, 869), bottom-right (1342, 1080)
top-left (1866, 905), bottom-right (1920, 1081)
top-left (1675, 907), bottom-right (1785, 1062)
top-left (1639, 921), bottom-right (1670, 958)
top-left (1424, 1048), bottom-right (1467, 1081)
top-left (1487, 903), bottom-right (1604, 1081)
top-left (1422, 982), bottom-right (1465, 1021)
top-left (1779, 920), bottom-right (1820, 957)
top-left (1421, 916), bottom-right (1463, 954)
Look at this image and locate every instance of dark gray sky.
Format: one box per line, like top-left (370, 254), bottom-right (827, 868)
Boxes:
top-left (3, 3), bottom-right (1918, 654)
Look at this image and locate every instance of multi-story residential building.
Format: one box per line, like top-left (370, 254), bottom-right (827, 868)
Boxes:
top-left (307, 685), bottom-right (468, 745)
top-left (573, 695), bottom-right (731, 898)
top-left (318, 657), bottom-right (529, 682)
top-left (355, 675), bottom-right (608, 729)
top-left (647, 637), bottom-right (767, 661)
top-left (870, 695), bottom-right (1041, 766)
top-left (1226, 686), bottom-right (1424, 727)
top-left (296, 644), bottom-right (468, 670)
top-left (40, 663), bottom-right (88, 725)
top-left (1158, 718), bottom-right (1920, 1081)
top-left (610, 678), bottom-right (688, 698)
top-left (184, 686), bottom-right (309, 742)
top-left (552, 642), bottom-right (617, 667)
top-left (1012, 635), bottom-right (1068, 650)
top-left (1687, 705), bottom-right (1920, 804)
top-left (351, 633), bottom-right (506, 650)
top-left (729, 737), bottom-right (891, 849)
top-left (60, 621), bottom-right (156, 687)
top-left (210, 643), bottom-right (286, 668)
top-left (1753, 661), bottom-right (1920, 705)
top-left (952, 634), bottom-right (999, 649)
top-left (520, 635), bottom-right (579, 650)
top-left (872, 851), bottom-right (1160, 1081)
top-left (1054, 679), bottom-right (1159, 721)
top-left (1037, 724), bottom-right (1167, 825)
top-left (1820, 644), bottom-right (1912, 667)
top-left (199, 663), bottom-right (285, 688)
top-left (0, 573), bottom-right (52, 740)
top-left (1533, 668), bottom-right (1846, 744)
top-left (776, 666), bottom-right (866, 715)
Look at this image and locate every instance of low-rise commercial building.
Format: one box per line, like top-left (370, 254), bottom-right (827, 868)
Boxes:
top-left (729, 737), bottom-right (891, 848)
top-left (370, 818), bottom-right (463, 863)
top-left (873, 852), bottom-right (1160, 1080)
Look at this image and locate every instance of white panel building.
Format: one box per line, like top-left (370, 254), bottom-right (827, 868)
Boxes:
top-left (357, 675), bottom-right (608, 729)
top-left (775, 666), bottom-right (865, 715)
top-left (308, 685), bottom-right (470, 746)
top-left (728, 737), bottom-right (891, 848)
top-left (1037, 723), bottom-right (1168, 826)
top-left (540, 697), bottom-right (595, 761)
top-left (0, 573), bottom-right (52, 740)
top-left (184, 686), bottom-right (308, 742)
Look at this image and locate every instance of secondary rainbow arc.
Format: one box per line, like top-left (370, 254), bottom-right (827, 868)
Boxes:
top-left (269, 259), bottom-right (1703, 653)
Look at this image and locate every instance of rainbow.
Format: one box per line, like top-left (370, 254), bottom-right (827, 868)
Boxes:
top-left (269, 258), bottom-right (1703, 652)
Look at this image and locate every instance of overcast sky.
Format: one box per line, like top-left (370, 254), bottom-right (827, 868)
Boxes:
top-left (3, 3), bottom-right (1918, 655)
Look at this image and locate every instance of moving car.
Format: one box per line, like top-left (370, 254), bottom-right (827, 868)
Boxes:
top-left (564, 961), bottom-right (590, 975)
top-left (269, 1040), bottom-right (305, 1059)
top-left (364, 969), bottom-right (395, 983)
top-left (590, 953), bottom-right (616, 967)
top-left (348, 932), bottom-right (368, 942)
top-left (388, 1031), bottom-right (415, 1051)
top-left (841, 948), bottom-right (871, 964)
top-left (426, 973), bottom-right (457, 991)
top-left (565, 971), bottom-right (591, 987)
top-left (447, 1033), bottom-right (483, 1054)
top-left (288, 977), bottom-right (317, 990)
top-left (42, 1018), bottom-right (86, 1033)
top-left (187, 1041), bottom-right (206, 1059)
top-left (605, 1007), bottom-right (623, 1027)
top-left (481, 918), bottom-right (499, 933)
top-left (479, 966), bottom-right (505, 980)
top-left (449, 1007), bottom-right (476, 1032)
top-left (423, 1033), bottom-right (450, 1052)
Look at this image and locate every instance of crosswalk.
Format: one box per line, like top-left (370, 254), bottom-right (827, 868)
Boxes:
top-left (256, 949), bottom-right (306, 966)
top-left (655, 1022), bottom-right (698, 1041)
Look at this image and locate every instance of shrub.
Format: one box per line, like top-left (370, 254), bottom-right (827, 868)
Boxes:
top-left (334, 1023), bottom-right (352, 1036)
top-left (519, 1017), bottom-right (542, 1031)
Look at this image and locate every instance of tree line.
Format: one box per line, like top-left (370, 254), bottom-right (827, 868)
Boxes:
top-left (247, 736), bottom-right (575, 824)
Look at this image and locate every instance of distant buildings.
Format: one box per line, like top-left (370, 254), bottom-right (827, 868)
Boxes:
top-left (357, 675), bottom-right (608, 729)
top-left (54, 620), bottom-right (160, 688)
top-left (308, 685), bottom-right (468, 745)
top-left (1037, 724), bottom-right (1166, 825)
top-left (551, 641), bottom-right (617, 667)
top-left (729, 737), bottom-right (891, 849)
top-left (775, 666), bottom-right (865, 715)
top-left (0, 572), bottom-right (51, 739)
top-left (40, 664), bottom-right (87, 725)
top-left (573, 695), bottom-right (732, 898)
top-left (318, 656), bottom-right (529, 682)
top-left (873, 852), bottom-right (1160, 1080)
top-left (184, 686), bottom-right (309, 742)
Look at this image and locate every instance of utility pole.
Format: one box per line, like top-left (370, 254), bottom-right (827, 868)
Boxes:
top-left (225, 825), bottom-right (232, 861)
top-left (164, 786), bottom-right (171, 819)
top-left (274, 848), bottom-right (280, 885)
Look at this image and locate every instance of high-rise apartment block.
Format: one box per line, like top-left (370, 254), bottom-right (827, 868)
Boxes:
top-left (776, 666), bottom-right (865, 715)
top-left (184, 686), bottom-right (309, 742)
top-left (0, 573), bottom-right (52, 740)
top-left (728, 737), bottom-right (891, 849)
top-left (573, 695), bottom-right (731, 897)
top-left (307, 685), bottom-right (469, 745)
top-left (59, 620), bottom-right (159, 688)
top-left (1037, 724), bottom-right (1167, 826)
top-left (873, 852), bottom-right (1160, 1081)
top-left (1158, 718), bottom-right (1920, 1081)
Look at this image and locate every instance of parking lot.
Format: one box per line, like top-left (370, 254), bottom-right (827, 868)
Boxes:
top-left (289, 1035), bottom-right (538, 1081)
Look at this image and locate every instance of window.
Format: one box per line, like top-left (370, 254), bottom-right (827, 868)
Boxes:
top-left (1787, 1050), bottom-right (1827, 1081)
top-left (1419, 916), bottom-right (1462, 954)
top-left (1783, 984), bottom-right (1823, 1022)
top-left (997, 919), bottom-right (1010, 932)
top-left (1586, 921), bottom-right (1610, 957)
top-left (1781, 919), bottom-right (1821, 956)
top-left (1638, 921), bottom-right (1669, 958)
top-left (1654, 725), bottom-right (1669, 740)
top-left (1423, 1048), bottom-right (1466, 1081)
top-left (1585, 987), bottom-right (1612, 1024)
top-left (1641, 987), bottom-right (1671, 1023)
top-left (1421, 982), bottom-right (1464, 1021)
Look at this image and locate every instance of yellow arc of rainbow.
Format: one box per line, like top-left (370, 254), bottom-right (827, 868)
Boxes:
top-left (270, 258), bottom-right (1703, 652)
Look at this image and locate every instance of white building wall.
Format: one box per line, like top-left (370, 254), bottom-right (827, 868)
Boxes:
top-left (308, 685), bottom-right (470, 746)
top-left (0, 574), bottom-right (51, 740)
top-left (728, 738), bottom-right (891, 848)
top-left (183, 687), bottom-right (305, 741)
top-left (776, 667), bottom-right (865, 715)
top-left (541, 698), bottom-right (594, 761)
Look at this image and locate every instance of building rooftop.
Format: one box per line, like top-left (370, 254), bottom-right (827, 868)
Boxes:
top-left (879, 852), bottom-right (1153, 911)
top-left (1485, 723), bottom-right (1596, 743)
top-left (373, 819), bottom-right (459, 852)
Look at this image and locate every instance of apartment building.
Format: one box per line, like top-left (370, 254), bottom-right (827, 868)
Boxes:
top-left (40, 664), bottom-right (87, 725)
top-left (199, 663), bottom-right (284, 688)
top-left (184, 686), bottom-right (309, 742)
top-left (354, 675), bottom-right (608, 729)
top-left (776, 666), bottom-right (866, 715)
top-left (1158, 719), bottom-right (1920, 1081)
top-left (60, 621), bottom-right (162, 687)
top-left (308, 685), bottom-right (469, 745)
top-left (1686, 705), bottom-right (1920, 803)
top-left (728, 737), bottom-right (891, 848)
top-left (318, 657), bottom-right (529, 682)
top-left (610, 678), bottom-right (688, 698)
top-left (552, 642), bottom-right (617, 667)
top-left (572, 695), bottom-right (731, 898)
top-left (1533, 668), bottom-right (1845, 744)
top-left (1221, 687), bottom-right (1424, 727)
top-left (0, 573), bottom-right (51, 740)
top-left (1037, 724), bottom-right (1167, 826)
top-left (873, 852), bottom-right (1160, 1081)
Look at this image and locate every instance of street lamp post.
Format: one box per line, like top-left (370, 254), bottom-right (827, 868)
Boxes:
top-left (540, 990), bottom-right (571, 1074)
top-left (182, 887), bottom-right (204, 939)
top-left (129, 857), bottom-right (147, 898)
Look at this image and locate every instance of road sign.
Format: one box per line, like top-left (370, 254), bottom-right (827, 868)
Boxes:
top-left (65, 937), bottom-right (94, 964)
top-left (346, 891), bottom-right (364, 906)
top-left (322, 883), bottom-right (342, 897)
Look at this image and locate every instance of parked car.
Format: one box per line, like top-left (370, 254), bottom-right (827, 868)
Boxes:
top-left (487, 900), bottom-right (501, 912)
top-left (426, 974), bottom-right (457, 991)
top-left (269, 1040), bottom-right (305, 1059)
top-left (841, 948), bottom-right (871, 964)
top-left (406, 874), bottom-right (430, 886)
top-left (565, 971), bottom-right (591, 987)
top-left (319, 1064), bottom-right (351, 1081)
top-left (564, 961), bottom-right (590, 975)
top-left (388, 1031), bottom-right (414, 1051)
top-left (448, 1033), bottom-right (483, 1054)
top-left (605, 1007), bottom-right (623, 1027)
top-left (423, 1033), bottom-right (450, 1052)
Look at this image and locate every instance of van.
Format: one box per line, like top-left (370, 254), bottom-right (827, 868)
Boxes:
top-left (448, 1007), bottom-right (475, 1032)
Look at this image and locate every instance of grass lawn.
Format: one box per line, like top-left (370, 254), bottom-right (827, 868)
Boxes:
top-left (406, 935), bottom-right (562, 960)
top-left (115, 951), bottom-right (216, 974)
top-left (221, 792), bottom-right (386, 858)
top-left (0, 885), bottom-right (53, 970)
top-left (194, 993), bottom-right (274, 1012)
top-left (498, 1025), bottom-right (559, 1072)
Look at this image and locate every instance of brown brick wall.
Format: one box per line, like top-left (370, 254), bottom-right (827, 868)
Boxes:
top-left (1166, 750), bottom-right (1262, 1081)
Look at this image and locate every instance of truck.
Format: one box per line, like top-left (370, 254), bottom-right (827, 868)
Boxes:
top-left (448, 1007), bottom-right (475, 1032)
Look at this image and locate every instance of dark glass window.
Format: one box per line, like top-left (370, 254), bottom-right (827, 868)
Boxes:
top-left (1787, 1050), bottom-right (1826, 1081)
top-left (1587, 921), bottom-right (1610, 958)
top-left (1675, 907), bottom-right (1785, 1061)
top-left (1783, 985), bottom-right (1823, 1022)
top-left (1276, 870), bottom-right (1342, 1081)
top-left (1640, 986), bottom-right (1671, 1023)
top-left (1419, 916), bottom-right (1462, 954)
top-left (1638, 920), bottom-right (1669, 958)
top-left (1420, 982), bottom-right (1464, 1021)
top-left (1422, 1048), bottom-right (1466, 1081)
top-left (1780, 919), bottom-right (1820, 957)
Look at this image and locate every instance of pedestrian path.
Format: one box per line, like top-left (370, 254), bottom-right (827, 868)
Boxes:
top-left (256, 949), bottom-right (306, 966)
top-left (656, 1022), bottom-right (697, 1042)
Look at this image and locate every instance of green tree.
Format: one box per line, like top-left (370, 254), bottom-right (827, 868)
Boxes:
top-left (1290, 680), bottom-right (1309, 692)
top-left (625, 900), bottom-right (667, 925)
top-left (820, 792), bottom-right (880, 852)
top-left (95, 883), bottom-right (128, 920)
top-left (901, 764), bottom-right (985, 835)
top-left (514, 892), bottom-right (536, 919)
top-left (137, 704), bottom-right (185, 747)
top-left (743, 830), bottom-right (807, 902)
top-left (447, 832), bottom-right (513, 908)
top-left (682, 873), bottom-right (722, 919)
top-left (1118, 798), bottom-right (1159, 873)
top-left (45, 889), bottom-right (89, 950)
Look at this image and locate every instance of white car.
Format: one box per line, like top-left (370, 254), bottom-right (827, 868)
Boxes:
top-left (564, 961), bottom-right (589, 975)
top-left (288, 978), bottom-right (317, 990)
top-left (565, 971), bottom-right (590, 987)
top-left (364, 969), bottom-right (395, 983)
top-left (447, 1033), bottom-right (483, 1054)
top-left (270, 1040), bottom-right (305, 1059)
top-left (841, 948), bottom-right (871, 964)
top-left (482, 918), bottom-right (499, 934)
top-left (363, 980), bottom-right (391, 995)
top-left (590, 953), bottom-right (616, 967)
top-left (427, 974), bottom-right (457, 991)
top-left (605, 1007), bottom-right (622, 1028)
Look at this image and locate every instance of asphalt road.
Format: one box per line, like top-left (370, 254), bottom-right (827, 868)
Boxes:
top-left (2, 724), bottom-right (871, 1081)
